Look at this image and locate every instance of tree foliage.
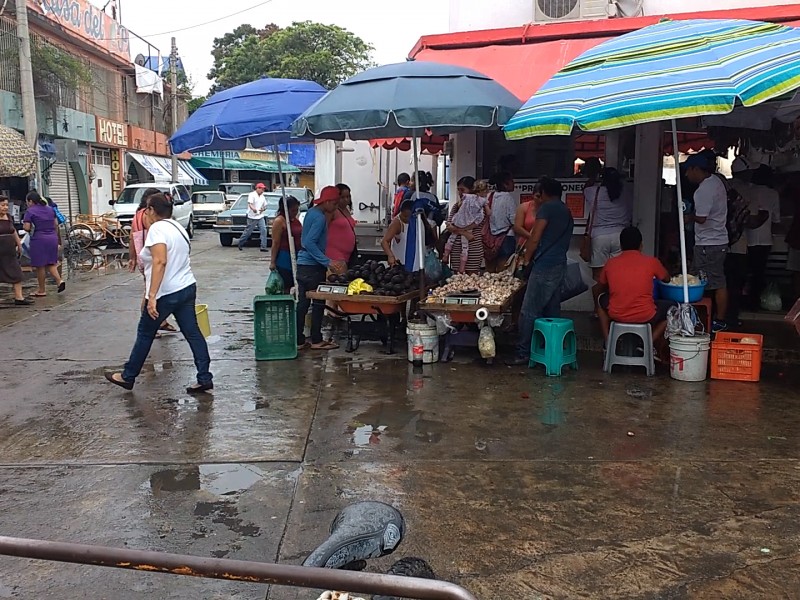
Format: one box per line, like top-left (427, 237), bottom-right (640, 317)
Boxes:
top-left (208, 21), bottom-right (374, 94)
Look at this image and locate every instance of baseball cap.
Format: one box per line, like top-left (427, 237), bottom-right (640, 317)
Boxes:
top-left (731, 156), bottom-right (756, 173)
top-left (313, 185), bottom-right (340, 205)
top-left (256, 182), bottom-right (266, 189)
top-left (683, 153), bottom-right (714, 171)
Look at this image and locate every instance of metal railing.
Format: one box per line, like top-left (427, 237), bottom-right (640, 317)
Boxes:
top-left (0, 536), bottom-right (478, 600)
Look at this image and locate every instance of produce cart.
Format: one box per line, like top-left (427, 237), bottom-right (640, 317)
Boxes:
top-left (418, 272), bottom-right (525, 364)
top-left (306, 289), bottom-right (420, 354)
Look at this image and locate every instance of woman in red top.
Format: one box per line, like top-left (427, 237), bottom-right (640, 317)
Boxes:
top-left (513, 181), bottom-right (543, 249)
top-left (269, 195), bottom-right (303, 292)
top-left (326, 183), bottom-right (357, 265)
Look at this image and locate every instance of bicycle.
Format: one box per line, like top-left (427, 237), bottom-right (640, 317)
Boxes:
top-left (67, 213), bottom-right (130, 250)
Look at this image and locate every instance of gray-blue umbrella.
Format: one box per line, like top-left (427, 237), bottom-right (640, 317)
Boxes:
top-left (291, 61), bottom-right (522, 140)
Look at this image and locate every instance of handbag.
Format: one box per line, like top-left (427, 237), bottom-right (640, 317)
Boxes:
top-left (482, 192), bottom-right (511, 261)
top-left (559, 260), bottom-right (588, 302)
top-left (579, 185), bottom-right (600, 263)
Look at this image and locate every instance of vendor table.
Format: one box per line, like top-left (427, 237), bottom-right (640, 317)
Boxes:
top-left (306, 290), bottom-right (421, 353)
top-left (420, 291), bottom-right (521, 364)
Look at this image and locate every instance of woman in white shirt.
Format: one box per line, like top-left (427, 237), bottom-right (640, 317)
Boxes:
top-left (105, 193), bottom-right (213, 394)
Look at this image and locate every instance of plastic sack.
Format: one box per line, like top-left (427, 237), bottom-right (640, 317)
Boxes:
top-left (424, 249), bottom-right (443, 282)
top-left (265, 270), bottom-right (285, 295)
top-left (20, 232), bottom-right (30, 260)
top-left (760, 282), bottom-right (783, 312)
top-left (665, 303), bottom-right (699, 339)
top-left (430, 313), bottom-right (454, 336)
top-left (478, 323), bottom-right (496, 359)
top-left (347, 278), bottom-right (373, 296)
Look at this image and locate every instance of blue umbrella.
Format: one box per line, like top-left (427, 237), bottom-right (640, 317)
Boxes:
top-left (292, 61), bottom-right (521, 140)
top-left (169, 78), bottom-right (327, 154)
top-left (293, 61), bottom-right (521, 280)
top-left (169, 78), bottom-right (328, 308)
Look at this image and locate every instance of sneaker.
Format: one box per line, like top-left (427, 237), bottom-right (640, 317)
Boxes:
top-left (712, 320), bottom-right (728, 333)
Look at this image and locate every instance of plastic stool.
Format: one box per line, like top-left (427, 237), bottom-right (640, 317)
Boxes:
top-left (529, 318), bottom-right (578, 376)
top-left (603, 322), bottom-right (654, 376)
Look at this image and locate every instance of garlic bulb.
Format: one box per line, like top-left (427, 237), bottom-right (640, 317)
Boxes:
top-left (428, 271), bottom-right (523, 305)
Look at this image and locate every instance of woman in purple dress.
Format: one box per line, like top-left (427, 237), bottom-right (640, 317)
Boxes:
top-left (23, 191), bottom-right (65, 296)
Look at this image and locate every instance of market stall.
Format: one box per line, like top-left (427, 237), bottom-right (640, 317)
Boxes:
top-left (421, 272), bottom-right (525, 364)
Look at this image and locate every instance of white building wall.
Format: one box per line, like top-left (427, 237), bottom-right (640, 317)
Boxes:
top-left (448, 0), bottom-right (800, 31)
top-left (315, 140), bottom-right (436, 224)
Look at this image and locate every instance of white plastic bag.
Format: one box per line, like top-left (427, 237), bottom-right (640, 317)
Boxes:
top-left (478, 323), bottom-right (496, 359)
top-left (760, 282), bottom-right (783, 312)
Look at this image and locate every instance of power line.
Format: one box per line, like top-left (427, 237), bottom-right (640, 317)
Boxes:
top-left (142, 0), bottom-right (274, 37)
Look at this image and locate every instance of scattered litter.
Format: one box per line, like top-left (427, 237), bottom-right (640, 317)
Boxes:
top-left (317, 593), bottom-right (367, 600)
top-left (627, 431), bottom-right (635, 437)
top-left (760, 548), bottom-right (771, 554)
top-left (626, 386), bottom-right (652, 399)
top-left (521, 392), bottom-right (530, 399)
top-left (474, 439), bottom-right (487, 451)
top-left (768, 436), bottom-right (787, 441)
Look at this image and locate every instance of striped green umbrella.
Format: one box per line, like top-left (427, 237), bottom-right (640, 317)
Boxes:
top-left (504, 18), bottom-right (800, 139)
top-left (0, 125), bottom-right (37, 178)
top-left (504, 18), bottom-right (800, 308)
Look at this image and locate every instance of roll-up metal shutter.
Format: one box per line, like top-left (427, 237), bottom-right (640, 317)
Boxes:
top-left (48, 162), bottom-right (81, 223)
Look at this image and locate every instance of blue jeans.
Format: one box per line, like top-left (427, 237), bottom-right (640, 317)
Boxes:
top-left (515, 262), bottom-right (567, 358)
top-left (238, 217), bottom-right (268, 249)
top-left (122, 283), bottom-right (212, 385)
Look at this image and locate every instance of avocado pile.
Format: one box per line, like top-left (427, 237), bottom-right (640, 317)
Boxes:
top-left (327, 260), bottom-right (421, 296)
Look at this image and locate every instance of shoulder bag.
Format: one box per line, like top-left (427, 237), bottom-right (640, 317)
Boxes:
top-left (579, 185), bottom-right (600, 263)
top-left (482, 192), bottom-right (511, 261)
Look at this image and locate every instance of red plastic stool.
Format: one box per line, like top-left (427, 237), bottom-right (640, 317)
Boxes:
top-left (691, 297), bottom-right (713, 333)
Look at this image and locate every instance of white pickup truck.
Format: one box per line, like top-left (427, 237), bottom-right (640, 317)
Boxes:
top-left (109, 183), bottom-right (195, 238)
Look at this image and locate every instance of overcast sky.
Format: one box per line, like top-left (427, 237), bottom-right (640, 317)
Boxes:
top-left (119, 0), bottom-right (451, 97)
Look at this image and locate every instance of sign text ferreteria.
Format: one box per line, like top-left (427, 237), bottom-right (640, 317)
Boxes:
top-left (96, 117), bottom-right (128, 147)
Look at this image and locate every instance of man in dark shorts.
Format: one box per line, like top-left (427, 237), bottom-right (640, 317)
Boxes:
top-left (596, 227), bottom-right (675, 346)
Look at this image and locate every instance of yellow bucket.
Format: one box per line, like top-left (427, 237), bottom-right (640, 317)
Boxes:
top-left (195, 304), bottom-right (211, 338)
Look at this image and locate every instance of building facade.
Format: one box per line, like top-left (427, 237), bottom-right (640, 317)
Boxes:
top-left (0, 0), bottom-right (197, 221)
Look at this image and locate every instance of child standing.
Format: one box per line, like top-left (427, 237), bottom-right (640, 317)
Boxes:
top-left (443, 180), bottom-right (491, 273)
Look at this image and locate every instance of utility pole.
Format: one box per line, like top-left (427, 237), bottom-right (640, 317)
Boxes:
top-left (170, 36), bottom-right (179, 184)
top-left (15, 0), bottom-right (42, 189)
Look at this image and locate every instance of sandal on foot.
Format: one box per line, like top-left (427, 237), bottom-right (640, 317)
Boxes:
top-left (105, 372), bottom-right (133, 390)
top-left (187, 382), bottom-right (213, 395)
top-left (57, 282), bottom-right (66, 293)
top-left (311, 341), bottom-right (339, 350)
top-left (297, 342), bottom-right (311, 351)
top-left (159, 322), bottom-right (178, 332)
top-left (32, 292), bottom-right (47, 297)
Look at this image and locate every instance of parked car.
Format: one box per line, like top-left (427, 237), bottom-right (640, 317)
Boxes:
top-left (214, 192), bottom-right (308, 247)
top-left (191, 191), bottom-right (228, 227)
top-left (109, 182), bottom-right (194, 237)
top-left (276, 186), bottom-right (314, 207)
top-left (218, 183), bottom-right (254, 205)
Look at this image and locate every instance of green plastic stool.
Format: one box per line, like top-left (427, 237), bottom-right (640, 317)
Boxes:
top-left (529, 318), bottom-right (578, 376)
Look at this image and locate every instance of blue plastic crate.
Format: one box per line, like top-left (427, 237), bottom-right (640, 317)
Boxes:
top-left (253, 295), bottom-right (297, 361)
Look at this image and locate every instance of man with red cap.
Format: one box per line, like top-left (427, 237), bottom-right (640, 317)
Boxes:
top-left (296, 186), bottom-right (346, 350)
top-left (238, 182), bottom-right (269, 252)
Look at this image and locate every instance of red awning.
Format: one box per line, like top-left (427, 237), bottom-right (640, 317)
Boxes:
top-left (410, 6), bottom-right (800, 102)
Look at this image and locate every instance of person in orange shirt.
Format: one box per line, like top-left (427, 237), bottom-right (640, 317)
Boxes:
top-left (597, 226), bottom-right (674, 346)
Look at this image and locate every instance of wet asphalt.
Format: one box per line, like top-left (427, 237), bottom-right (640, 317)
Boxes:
top-left (1, 231), bottom-right (799, 599)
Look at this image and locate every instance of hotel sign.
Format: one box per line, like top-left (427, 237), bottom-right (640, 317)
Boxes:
top-left (96, 116), bottom-right (128, 147)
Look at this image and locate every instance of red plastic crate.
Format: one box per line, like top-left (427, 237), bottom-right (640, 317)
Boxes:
top-left (710, 332), bottom-right (763, 382)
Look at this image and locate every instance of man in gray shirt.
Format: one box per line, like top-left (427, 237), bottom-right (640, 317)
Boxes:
top-left (684, 153), bottom-right (729, 332)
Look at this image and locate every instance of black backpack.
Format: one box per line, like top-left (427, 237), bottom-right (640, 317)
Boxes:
top-left (714, 174), bottom-right (749, 246)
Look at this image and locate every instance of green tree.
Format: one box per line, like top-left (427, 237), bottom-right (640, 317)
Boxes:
top-left (208, 21), bottom-right (374, 93)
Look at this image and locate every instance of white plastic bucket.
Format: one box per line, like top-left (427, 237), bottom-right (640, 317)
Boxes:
top-left (669, 334), bottom-right (711, 382)
top-left (407, 322), bottom-right (439, 364)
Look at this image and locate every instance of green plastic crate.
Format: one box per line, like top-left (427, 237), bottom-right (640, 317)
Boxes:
top-left (253, 295), bottom-right (297, 361)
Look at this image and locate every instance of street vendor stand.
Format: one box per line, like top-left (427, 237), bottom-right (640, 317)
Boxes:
top-left (307, 288), bottom-right (421, 353)
top-left (421, 290), bottom-right (523, 364)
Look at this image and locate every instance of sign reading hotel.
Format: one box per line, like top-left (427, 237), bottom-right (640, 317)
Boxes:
top-left (109, 147), bottom-right (123, 196)
top-left (96, 116), bottom-right (128, 147)
top-left (28, 0), bottom-right (130, 62)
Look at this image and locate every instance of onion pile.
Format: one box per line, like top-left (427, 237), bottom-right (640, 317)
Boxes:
top-left (428, 272), bottom-right (523, 305)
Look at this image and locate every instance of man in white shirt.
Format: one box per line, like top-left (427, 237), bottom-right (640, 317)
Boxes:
top-left (684, 153), bottom-right (729, 332)
top-left (746, 165), bottom-right (782, 310)
top-left (238, 182), bottom-right (269, 252)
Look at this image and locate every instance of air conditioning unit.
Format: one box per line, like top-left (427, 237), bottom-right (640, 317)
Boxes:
top-left (534, 0), bottom-right (613, 22)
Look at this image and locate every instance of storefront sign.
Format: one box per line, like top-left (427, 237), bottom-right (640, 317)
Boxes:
top-left (28, 0), bottom-right (130, 62)
top-left (514, 178), bottom-right (588, 225)
top-left (239, 150), bottom-right (274, 161)
top-left (96, 117), bottom-right (128, 147)
top-left (193, 151), bottom-right (239, 159)
top-left (109, 147), bottom-right (123, 196)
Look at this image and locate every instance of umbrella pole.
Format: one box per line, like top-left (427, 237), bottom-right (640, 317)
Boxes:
top-left (413, 133), bottom-right (425, 301)
top-left (274, 141), bottom-right (298, 303)
top-left (671, 119), bottom-right (690, 305)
